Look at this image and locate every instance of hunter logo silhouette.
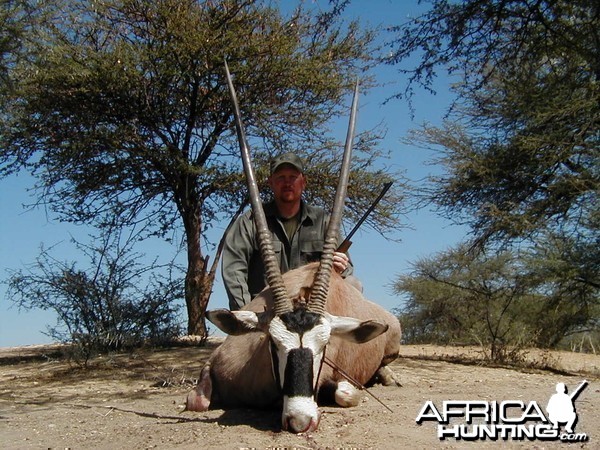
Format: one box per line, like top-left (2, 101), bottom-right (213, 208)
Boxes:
top-left (546, 380), bottom-right (588, 434)
top-left (416, 379), bottom-right (591, 442)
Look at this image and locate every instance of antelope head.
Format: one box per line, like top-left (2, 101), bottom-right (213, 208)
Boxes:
top-left (207, 62), bottom-right (388, 433)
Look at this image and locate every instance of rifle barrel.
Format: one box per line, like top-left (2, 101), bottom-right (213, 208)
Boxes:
top-left (337, 181), bottom-right (393, 252)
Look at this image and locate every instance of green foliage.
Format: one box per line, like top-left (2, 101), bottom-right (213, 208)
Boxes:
top-left (522, 230), bottom-right (600, 348)
top-left (394, 243), bottom-right (599, 361)
top-left (388, 0), bottom-right (598, 245)
top-left (387, 0), bottom-right (598, 356)
top-left (0, 0), bottom-right (397, 229)
top-left (6, 223), bottom-right (184, 362)
top-left (0, 0), bottom-right (408, 335)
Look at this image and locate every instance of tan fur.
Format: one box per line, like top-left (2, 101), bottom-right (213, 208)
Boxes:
top-left (201, 262), bottom-right (401, 408)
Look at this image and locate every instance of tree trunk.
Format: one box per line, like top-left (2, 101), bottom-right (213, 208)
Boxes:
top-left (183, 202), bottom-right (214, 338)
top-left (182, 195), bottom-right (245, 338)
top-left (185, 263), bottom-right (214, 338)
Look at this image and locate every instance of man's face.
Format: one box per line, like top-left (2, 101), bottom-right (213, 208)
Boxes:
top-left (268, 166), bottom-right (306, 204)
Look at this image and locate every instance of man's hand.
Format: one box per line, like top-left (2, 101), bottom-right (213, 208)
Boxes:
top-left (333, 251), bottom-right (349, 274)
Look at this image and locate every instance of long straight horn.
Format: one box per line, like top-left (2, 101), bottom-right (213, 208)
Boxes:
top-left (224, 60), bottom-right (293, 315)
top-left (308, 79), bottom-right (359, 315)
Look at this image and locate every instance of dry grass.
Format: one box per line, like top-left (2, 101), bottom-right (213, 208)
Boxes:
top-left (399, 344), bottom-right (600, 377)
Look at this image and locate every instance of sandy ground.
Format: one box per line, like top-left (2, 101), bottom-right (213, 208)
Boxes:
top-left (1, 341), bottom-right (598, 450)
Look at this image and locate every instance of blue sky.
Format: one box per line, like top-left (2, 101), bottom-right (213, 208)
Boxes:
top-left (0, 0), bottom-right (468, 347)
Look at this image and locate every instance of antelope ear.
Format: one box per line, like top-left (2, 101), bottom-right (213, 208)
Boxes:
top-left (327, 314), bottom-right (389, 343)
top-left (206, 309), bottom-right (271, 335)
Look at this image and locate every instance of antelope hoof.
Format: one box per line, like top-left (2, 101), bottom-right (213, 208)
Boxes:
top-left (334, 380), bottom-right (361, 407)
top-left (376, 365), bottom-right (402, 387)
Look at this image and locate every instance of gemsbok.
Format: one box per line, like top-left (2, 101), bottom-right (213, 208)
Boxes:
top-left (185, 62), bottom-right (401, 433)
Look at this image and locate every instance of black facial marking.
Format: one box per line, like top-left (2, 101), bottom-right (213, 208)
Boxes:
top-left (270, 341), bottom-right (281, 389)
top-left (283, 347), bottom-right (314, 397)
top-left (279, 308), bottom-right (321, 334)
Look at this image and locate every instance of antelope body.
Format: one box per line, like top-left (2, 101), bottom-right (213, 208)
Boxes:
top-left (186, 263), bottom-right (401, 432)
top-left (185, 63), bottom-right (401, 433)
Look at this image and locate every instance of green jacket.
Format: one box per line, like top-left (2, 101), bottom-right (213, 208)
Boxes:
top-left (222, 200), bottom-right (352, 310)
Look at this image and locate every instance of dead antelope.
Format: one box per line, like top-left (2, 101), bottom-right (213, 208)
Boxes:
top-left (185, 63), bottom-right (401, 433)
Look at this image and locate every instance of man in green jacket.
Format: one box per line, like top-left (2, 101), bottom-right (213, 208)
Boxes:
top-left (222, 152), bottom-right (355, 310)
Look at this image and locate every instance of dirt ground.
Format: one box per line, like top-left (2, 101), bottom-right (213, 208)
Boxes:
top-left (1, 340), bottom-right (598, 450)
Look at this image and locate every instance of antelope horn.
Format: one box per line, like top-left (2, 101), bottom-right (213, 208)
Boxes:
top-left (224, 60), bottom-right (293, 315)
top-left (308, 79), bottom-right (359, 315)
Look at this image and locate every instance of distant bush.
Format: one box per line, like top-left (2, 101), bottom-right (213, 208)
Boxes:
top-left (6, 226), bottom-right (184, 364)
top-left (393, 243), bottom-right (599, 363)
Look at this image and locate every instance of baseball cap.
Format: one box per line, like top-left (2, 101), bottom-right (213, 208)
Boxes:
top-left (270, 152), bottom-right (304, 174)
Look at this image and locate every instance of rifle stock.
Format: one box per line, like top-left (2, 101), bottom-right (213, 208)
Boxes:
top-left (337, 239), bottom-right (352, 253)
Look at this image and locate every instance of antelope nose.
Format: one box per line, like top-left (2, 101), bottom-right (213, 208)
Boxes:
top-left (283, 412), bottom-right (321, 434)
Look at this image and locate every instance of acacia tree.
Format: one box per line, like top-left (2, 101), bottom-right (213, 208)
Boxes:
top-left (393, 245), bottom-right (535, 360)
top-left (1, 0), bottom-right (406, 337)
top-left (387, 1), bottom-right (598, 344)
top-left (522, 230), bottom-right (600, 347)
top-left (393, 242), bottom-right (598, 358)
top-left (386, 0), bottom-right (599, 245)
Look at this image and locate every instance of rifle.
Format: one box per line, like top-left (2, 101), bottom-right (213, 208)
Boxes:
top-left (337, 181), bottom-right (393, 253)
